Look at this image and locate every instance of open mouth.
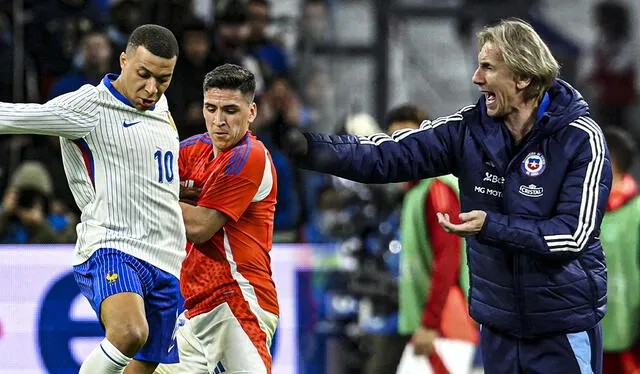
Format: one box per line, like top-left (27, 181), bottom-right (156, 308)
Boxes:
top-left (140, 98), bottom-right (155, 108)
top-left (484, 91), bottom-right (496, 107)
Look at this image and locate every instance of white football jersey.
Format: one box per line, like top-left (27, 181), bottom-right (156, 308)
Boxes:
top-left (0, 74), bottom-right (186, 277)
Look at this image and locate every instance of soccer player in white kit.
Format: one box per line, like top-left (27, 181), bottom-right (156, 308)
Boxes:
top-left (0, 25), bottom-right (186, 374)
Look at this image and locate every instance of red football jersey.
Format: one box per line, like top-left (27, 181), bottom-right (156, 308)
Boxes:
top-left (178, 132), bottom-right (278, 318)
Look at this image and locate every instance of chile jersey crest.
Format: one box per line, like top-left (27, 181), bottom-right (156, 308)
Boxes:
top-left (521, 152), bottom-right (546, 177)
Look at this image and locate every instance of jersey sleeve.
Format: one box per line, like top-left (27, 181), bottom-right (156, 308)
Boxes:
top-left (198, 143), bottom-right (267, 222)
top-left (0, 85), bottom-right (100, 138)
top-left (179, 139), bottom-right (194, 181)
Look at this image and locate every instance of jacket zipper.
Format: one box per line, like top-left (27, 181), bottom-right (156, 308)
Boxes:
top-left (504, 132), bottom-right (542, 337)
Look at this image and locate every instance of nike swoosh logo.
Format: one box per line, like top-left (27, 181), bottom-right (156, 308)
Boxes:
top-left (123, 121), bottom-right (141, 128)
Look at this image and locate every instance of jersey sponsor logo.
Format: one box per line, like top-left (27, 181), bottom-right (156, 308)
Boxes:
top-left (106, 272), bottom-right (118, 283)
top-left (519, 184), bottom-right (544, 198)
top-left (521, 152), bottom-right (546, 176)
top-left (474, 185), bottom-right (503, 197)
top-left (122, 120), bottom-right (141, 128)
top-left (483, 172), bottom-right (505, 185)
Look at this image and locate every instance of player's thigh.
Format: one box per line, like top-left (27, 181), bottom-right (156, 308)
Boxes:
top-left (73, 248), bottom-right (148, 332)
top-left (133, 264), bottom-right (182, 365)
top-left (155, 314), bottom-right (209, 374)
top-left (190, 300), bottom-right (278, 374)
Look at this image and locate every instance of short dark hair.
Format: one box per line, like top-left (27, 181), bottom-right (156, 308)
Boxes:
top-left (126, 24), bottom-right (179, 59)
top-left (384, 104), bottom-right (429, 130)
top-left (603, 126), bottom-right (636, 174)
top-left (203, 64), bottom-right (256, 103)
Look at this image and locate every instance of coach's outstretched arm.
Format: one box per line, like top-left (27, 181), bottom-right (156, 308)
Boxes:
top-left (0, 87), bottom-right (99, 138)
top-left (287, 110), bottom-right (467, 183)
top-left (477, 134), bottom-right (612, 261)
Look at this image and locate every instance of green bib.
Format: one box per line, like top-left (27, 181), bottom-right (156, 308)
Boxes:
top-left (397, 175), bottom-right (468, 335)
top-left (599, 196), bottom-right (640, 351)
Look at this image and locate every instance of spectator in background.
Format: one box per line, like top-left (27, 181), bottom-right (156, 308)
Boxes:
top-left (146, 0), bottom-right (197, 41)
top-left (0, 161), bottom-right (77, 244)
top-left (301, 111), bottom-right (382, 243)
top-left (252, 76), bottom-right (301, 238)
top-left (213, 0), bottom-right (265, 96)
top-left (600, 127), bottom-right (640, 374)
top-left (25, 0), bottom-right (106, 100)
top-left (49, 30), bottom-right (114, 98)
top-left (294, 0), bottom-right (332, 80)
top-left (107, 0), bottom-right (145, 67)
top-left (580, 1), bottom-right (638, 131)
top-left (168, 19), bottom-right (230, 139)
top-left (297, 66), bottom-right (337, 133)
top-left (246, 0), bottom-right (290, 81)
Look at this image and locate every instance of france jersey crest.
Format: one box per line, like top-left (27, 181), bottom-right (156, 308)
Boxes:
top-left (521, 152), bottom-right (546, 176)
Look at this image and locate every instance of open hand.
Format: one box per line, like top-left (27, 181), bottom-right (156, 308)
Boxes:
top-left (437, 210), bottom-right (487, 237)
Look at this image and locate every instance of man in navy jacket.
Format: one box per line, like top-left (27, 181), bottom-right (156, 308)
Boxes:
top-left (288, 19), bottom-right (611, 374)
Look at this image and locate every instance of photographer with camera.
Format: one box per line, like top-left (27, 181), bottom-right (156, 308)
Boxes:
top-left (0, 161), bottom-right (77, 244)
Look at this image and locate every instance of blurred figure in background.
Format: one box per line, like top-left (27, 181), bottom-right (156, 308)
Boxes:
top-left (168, 19), bottom-right (224, 139)
top-left (363, 104), bottom-right (474, 374)
top-left (213, 0), bottom-right (265, 96)
top-left (579, 1), bottom-right (638, 132)
top-left (107, 0), bottom-right (145, 67)
top-left (600, 127), bottom-right (640, 374)
top-left (246, 0), bottom-right (290, 81)
top-left (0, 161), bottom-right (77, 244)
top-left (252, 76), bottom-right (301, 238)
top-left (294, 0), bottom-right (332, 77)
top-left (49, 29), bottom-right (114, 98)
top-left (25, 0), bottom-right (106, 101)
top-left (297, 66), bottom-right (337, 133)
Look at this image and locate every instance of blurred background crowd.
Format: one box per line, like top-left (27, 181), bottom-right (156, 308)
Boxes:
top-left (1, 0), bottom-right (640, 373)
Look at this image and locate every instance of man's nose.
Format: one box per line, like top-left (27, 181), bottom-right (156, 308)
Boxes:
top-left (472, 68), bottom-right (483, 85)
top-left (145, 78), bottom-right (158, 95)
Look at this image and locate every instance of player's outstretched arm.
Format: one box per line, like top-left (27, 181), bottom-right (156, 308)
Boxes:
top-left (0, 86), bottom-right (99, 138)
top-left (283, 109), bottom-right (468, 184)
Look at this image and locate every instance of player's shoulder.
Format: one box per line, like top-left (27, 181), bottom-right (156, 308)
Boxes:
top-left (180, 132), bottom-right (212, 151)
top-left (221, 133), bottom-right (267, 176)
top-left (47, 84), bottom-right (99, 107)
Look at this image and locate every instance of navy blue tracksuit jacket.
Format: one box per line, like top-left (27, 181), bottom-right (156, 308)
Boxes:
top-left (299, 80), bottom-right (611, 339)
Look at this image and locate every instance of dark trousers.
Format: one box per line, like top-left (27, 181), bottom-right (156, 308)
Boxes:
top-left (481, 323), bottom-right (602, 374)
top-left (362, 333), bottom-right (411, 374)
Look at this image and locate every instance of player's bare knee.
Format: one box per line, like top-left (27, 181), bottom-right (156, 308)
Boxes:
top-left (106, 323), bottom-right (149, 357)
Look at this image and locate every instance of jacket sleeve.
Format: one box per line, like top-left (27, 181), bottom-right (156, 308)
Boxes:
top-left (297, 108), bottom-right (471, 183)
top-left (477, 123), bottom-right (612, 260)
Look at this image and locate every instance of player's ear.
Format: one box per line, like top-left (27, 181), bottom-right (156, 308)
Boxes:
top-left (119, 52), bottom-right (127, 70)
top-left (248, 102), bottom-right (257, 123)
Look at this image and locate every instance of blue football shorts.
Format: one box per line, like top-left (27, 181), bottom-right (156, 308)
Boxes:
top-left (73, 248), bottom-right (181, 364)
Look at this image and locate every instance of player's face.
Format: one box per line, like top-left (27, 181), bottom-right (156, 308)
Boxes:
top-left (203, 88), bottom-right (257, 154)
top-left (118, 46), bottom-right (177, 111)
top-left (472, 42), bottom-right (524, 118)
